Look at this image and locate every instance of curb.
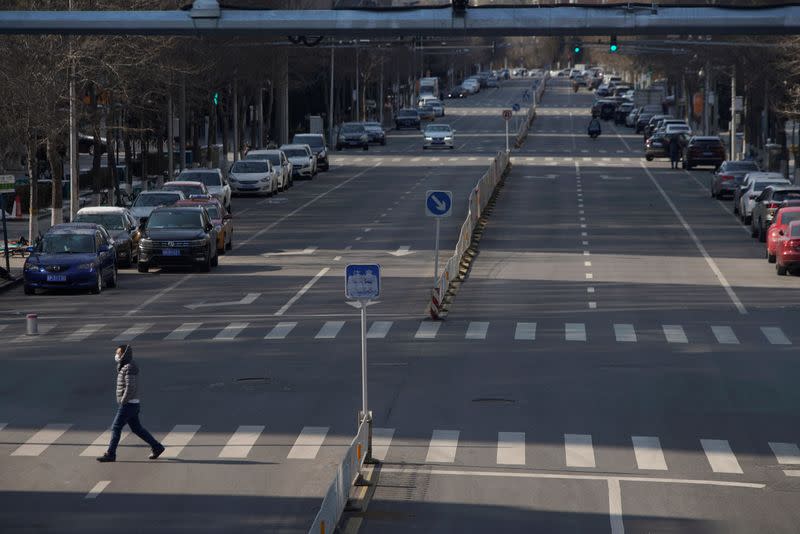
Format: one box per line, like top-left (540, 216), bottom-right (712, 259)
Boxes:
top-left (0, 277), bottom-right (23, 293)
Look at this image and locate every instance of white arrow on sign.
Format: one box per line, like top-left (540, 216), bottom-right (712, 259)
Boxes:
top-left (388, 246), bottom-right (414, 257)
top-left (432, 196), bottom-right (447, 211)
top-left (185, 292), bottom-right (261, 310)
top-left (261, 247), bottom-right (317, 257)
top-left (346, 300), bottom-right (380, 309)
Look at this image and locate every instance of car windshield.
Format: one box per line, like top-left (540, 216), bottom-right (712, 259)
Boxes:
top-left (134, 193), bottom-right (181, 207)
top-left (792, 224), bottom-right (800, 238)
top-left (177, 172), bottom-right (220, 187)
top-left (773, 190), bottom-right (800, 201)
top-left (293, 135), bottom-right (323, 148)
top-left (426, 126), bottom-right (451, 133)
top-left (727, 161), bottom-right (759, 172)
top-left (341, 125), bottom-right (362, 133)
top-left (753, 182), bottom-right (780, 192)
top-left (232, 161), bottom-right (268, 173)
top-left (204, 206), bottom-right (221, 219)
top-left (41, 233), bottom-right (95, 254)
top-left (147, 210), bottom-right (203, 229)
top-left (164, 184), bottom-right (205, 196)
top-left (74, 213), bottom-right (125, 230)
top-left (283, 148), bottom-right (307, 158)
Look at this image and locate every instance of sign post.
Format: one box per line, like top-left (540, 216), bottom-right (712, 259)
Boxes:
top-left (425, 190), bottom-right (453, 291)
top-left (502, 109), bottom-right (513, 152)
top-left (345, 263), bottom-right (381, 461)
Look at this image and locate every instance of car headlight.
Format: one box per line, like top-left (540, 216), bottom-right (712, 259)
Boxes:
top-left (77, 263), bottom-right (95, 270)
top-left (425, 137), bottom-right (433, 141)
top-left (445, 136), bottom-right (453, 141)
top-left (24, 262), bottom-right (40, 272)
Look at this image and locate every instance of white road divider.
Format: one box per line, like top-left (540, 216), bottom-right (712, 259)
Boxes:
top-left (514, 75), bottom-right (547, 148)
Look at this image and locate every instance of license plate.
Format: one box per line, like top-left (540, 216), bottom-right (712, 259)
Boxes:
top-left (46, 274), bottom-right (66, 282)
top-left (433, 140), bottom-right (444, 144)
top-left (162, 248), bottom-right (181, 256)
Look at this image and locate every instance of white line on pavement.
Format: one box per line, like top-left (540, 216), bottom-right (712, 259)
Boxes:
top-left (219, 425), bottom-right (265, 458)
top-left (66, 323), bottom-right (105, 342)
top-left (770, 442), bottom-right (800, 465)
top-left (12, 424), bottom-right (72, 456)
top-left (371, 427), bottom-right (395, 461)
top-left (112, 323), bottom-right (154, 343)
top-left (426, 430), bottom-right (460, 463)
top-left (497, 432), bottom-right (526, 465)
top-left (662, 325), bottom-right (688, 344)
top-left (565, 323), bottom-right (587, 341)
top-left (213, 322), bottom-right (249, 341)
top-left (614, 324), bottom-right (637, 343)
top-left (274, 267), bottom-right (330, 316)
top-left (608, 478), bottom-right (625, 534)
top-left (367, 321), bottom-right (393, 339)
top-left (265, 322), bottom-right (297, 340)
top-left (85, 481), bottom-right (111, 500)
top-left (287, 426), bottom-right (329, 459)
top-left (762, 326), bottom-right (791, 345)
top-left (415, 322), bottom-right (440, 339)
top-left (81, 430), bottom-right (129, 457)
top-left (125, 275), bottom-right (191, 317)
top-left (315, 321), bottom-right (345, 339)
top-left (631, 436), bottom-right (668, 470)
top-left (565, 433), bottom-right (595, 467)
top-left (514, 322), bottom-right (537, 340)
top-left (161, 424), bottom-right (201, 459)
top-left (711, 325), bottom-right (740, 345)
top-left (165, 322), bottom-right (202, 341)
top-left (701, 439), bottom-right (743, 474)
top-left (465, 321), bottom-right (489, 340)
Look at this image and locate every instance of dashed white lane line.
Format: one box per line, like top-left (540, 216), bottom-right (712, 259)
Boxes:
top-left (274, 268), bottom-right (331, 316)
top-left (85, 480), bottom-right (111, 500)
top-left (514, 322), bottom-right (537, 340)
top-left (265, 322), bottom-right (297, 340)
top-left (663, 324), bottom-right (689, 344)
top-left (632, 436), bottom-right (668, 470)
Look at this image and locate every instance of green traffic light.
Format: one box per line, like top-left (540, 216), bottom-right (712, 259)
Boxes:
top-left (573, 46), bottom-right (581, 53)
top-left (213, 92), bottom-right (219, 106)
top-left (610, 44), bottom-right (618, 52)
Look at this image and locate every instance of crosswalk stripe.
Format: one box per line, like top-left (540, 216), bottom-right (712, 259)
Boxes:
top-left (711, 326), bottom-right (739, 345)
top-left (316, 321), bottom-right (345, 339)
top-left (514, 322), bottom-right (537, 340)
top-left (0, 325), bottom-right (7, 333)
top-left (662, 325), bottom-right (688, 344)
top-left (565, 323), bottom-right (586, 341)
top-left (367, 321), bottom-right (393, 339)
top-left (219, 425), bottom-right (265, 458)
top-left (165, 322), bottom-right (202, 341)
top-left (497, 432), bottom-right (526, 465)
top-left (426, 430), bottom-right (460, 463)
top-left (761, 326), bottom-right (791, 345)
top-left (113, 323), bottom-right (154, 343)
top-left (564, 433), bottom-right (595, 468)
top-left (84, 480), bottom-right (110, 500)
top-left (0, 423), bottom-right (6, 433)
top-left (12, 324), bottom-right (55, 342)
top-left (65, 323), bottom-right (106, 342)
top-left (214, 322), bottom-right (249, 341)
top-left (371, 427), bottom-right (395, 461)
top-left (80, 430), bottom-right (130, 457)
top-left (632, 436), bottom-right (668, 470)
top-left (415, 322), bottom-right (440, 339)
top-left (161, 424), bottom-right (201, 459)
top-left (701, 439), bottom-right (743, 474)
top-left (614, 324), bottom-right (637, 342)
top-left (11, 424), bottom-right (72, 456)
top-left (465, 321), bottom-right (489, 340)
top-left (287, 426), bottom-right (329, 459)
top-left (265, 322), bottom-right (297, 340)
top-left (769, 442), bottom-right (800, 465)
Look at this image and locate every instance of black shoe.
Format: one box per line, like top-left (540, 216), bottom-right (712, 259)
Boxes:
top-left (149, 445), bottom-right (166, 460)
top-left (96, 453), bottom-right (116, 463)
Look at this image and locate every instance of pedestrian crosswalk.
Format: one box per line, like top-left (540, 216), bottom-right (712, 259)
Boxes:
top-left (2, 319), bottom-right (796, 347)
top-left (1, 421), bottom-right (796, 477)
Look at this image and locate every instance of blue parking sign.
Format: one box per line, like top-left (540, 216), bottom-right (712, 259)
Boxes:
top-left (346, 264), bottom-right (381, 300)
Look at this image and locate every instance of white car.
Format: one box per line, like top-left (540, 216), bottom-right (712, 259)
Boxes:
top-left (738, 173), bottom-right (790, 224)
top-left (663, 123), bottom-right (693, 136)
top-left (228, 159), bottom-right (278, 196)
top-left (176, 168), bottom-right (231, 212)
top-left (280, 144), bottom-right (317, 180)
top-left (423, 124), bottom-right (455, 149)
top-left (462, 79), bottom-right (479, 94)
top-left (427, 99), bottom-right (445, 117)
top-left (129, 190), bottom-right (185, 222)
top-left (246, 149), bottom-right (292, 190)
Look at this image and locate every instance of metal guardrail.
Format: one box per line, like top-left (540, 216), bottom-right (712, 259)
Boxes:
top-left (515, 75), bottom-right (547, 147)
top-left (308, 419), bottom-right (370, 534)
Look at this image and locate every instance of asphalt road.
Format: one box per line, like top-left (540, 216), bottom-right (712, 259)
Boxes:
top-left (0, 80), bottom-right (531, 532)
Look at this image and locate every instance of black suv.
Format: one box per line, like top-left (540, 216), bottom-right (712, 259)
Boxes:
top-left (137, 206), bottom-right (218, 272)
top-left (395, 109), bottom-right (421, 130)
top-left (292, 133), bottom-right (329, 171)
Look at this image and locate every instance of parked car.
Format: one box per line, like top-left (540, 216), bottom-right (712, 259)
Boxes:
top-left (737, 173), bottom-right (790, 224)
top-left (280, 144), bottom-right (317, 179)
top-left (614, 103), bottom-right (634, 125)
top-left (23, 224), bottom-right (117, 295)
top-left (417, 105), bottom-right (436, 122)
top-left (362, 122), bottom-right (386, 145)
top-left (292, 133), bottom-right (329, 171)
top-left (776, 220), bottom-right (800, 275)
top-left (336, 122), bottom-right (369, 150)
top-left (766, 206), bottom-right (800, 263)
top-left (130, 190), bottom-right (185, 223)
top-left (644, 115), bottom-right (672, 139)
top-left (161, 180), bottom-right (211, 200)
top-left (681, 136), bottom-right (726, 170)
top-left (246, 149), bottom-right (292, 190)
top-left (175, 199), bottom-right (233, 254)
top-left (395, 109), bottom-right (421, 130)
top-left (74, 206), bottom-right (141, 267)
top-left (644, 134), bottom-right (671, 161)
top-left (137, 206), bottom-right (218, 273)
top-left (422, 124), bottom-right (455, 150)
top-left (427, 99), bottom-right (445, 117)
top-left (228, 159), bottom-right (278, 196)
top-left (750, 185), bottom-right (800, 241)
top-left (710, 160), bottom-right (760, 199)
top-left (175, 168), bottom-right (231, 212)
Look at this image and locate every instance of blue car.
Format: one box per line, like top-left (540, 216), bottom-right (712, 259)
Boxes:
top-left (23, 224), bottom-right (117, 295)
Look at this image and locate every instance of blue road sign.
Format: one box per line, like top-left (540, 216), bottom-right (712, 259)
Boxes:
top-left (426, 190), bottom-right (453, 218)
top-left (346, 264), bottom-right (381, 300)
top-left (512, 103), bottom-right (520, 112)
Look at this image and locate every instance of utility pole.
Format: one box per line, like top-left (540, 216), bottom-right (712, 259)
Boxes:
top-left (379, 53), bottom-right (385, 125)
top-left (730, 64), bottom-right (736, 161)
top-left (233, 77), bottom-right (239, 162)
top-left (257, 87), bottom-right (264, 149)
top-left (355, 41), bottom-right (360, 122)
top-left (167, 93), bottom-right (174, 183)
top-left (179, 77), bottom-right (186, 170)
top-left (329, 42), bottom-right (335, 148)
top-left (68, 0), bottom-right (79, 221)
top-left (703, 60), bottom-right (711, 136)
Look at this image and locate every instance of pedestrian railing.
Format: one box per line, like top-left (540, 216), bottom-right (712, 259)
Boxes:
top-left (307, 418), bottom-right (370, 534)
top-left (515, 76), bottom-right (547, 148)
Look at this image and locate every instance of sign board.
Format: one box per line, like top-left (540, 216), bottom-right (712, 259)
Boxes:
top-left (512, 103), bottom-right (520, 112)
top-left (502, 109), bottom-right (513, 121)
top-left (345, 264), bottom-right (381, 300)
top-left (0, 175), bottom-right (14, 191)
top-left (734, 96), bottom-right (744, 112)
top-left (425, 190), bottom-right (453, 218)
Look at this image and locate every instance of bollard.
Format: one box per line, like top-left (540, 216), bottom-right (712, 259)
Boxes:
top-left (26, 313), bottom-right (38, 335)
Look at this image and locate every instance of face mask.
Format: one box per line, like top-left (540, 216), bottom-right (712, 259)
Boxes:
top-left (115, 352), bottom-right (122, 363)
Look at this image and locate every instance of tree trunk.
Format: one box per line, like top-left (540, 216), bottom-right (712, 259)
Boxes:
top-left (192, 112), bottom-right (200, 167)
top-left (26, 141), bottom-right (38, 242)
top-left (106, 125), bottom-right (118, 206)
top-left (47, 137), bottom-right (63, 226)
top-left (265, 83), bottom-right (274, 146)
top-left (220, 99), bottom-right (229, 164)
top-left (124, 127), bottom-right (133, 195)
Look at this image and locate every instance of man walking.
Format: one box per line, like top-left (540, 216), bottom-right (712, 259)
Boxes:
top-left (97, 344), bottom-right (165, 462)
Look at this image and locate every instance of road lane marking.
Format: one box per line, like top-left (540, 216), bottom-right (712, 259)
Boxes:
top-left (662, 325), bottom-right (688, 344)
top-left (701, 439), bottom-right (743, 474)
top-left (465, 321), bottom-right (489, 340)
top-left (219, 425), bottom-right (265, 458)
top-left (125, 275), bottom-right (191, 317)
top-left (12, 324), bottom-right (55, 342)
top-left (287, 426), bottom-right (329, 459)
top-left (11, 424), bottom-right (72, 456)
top-left (165, 322), bottom-right (202, 341)
top-left (632, 436), bottom-right (668, 470)
top-left (415, 322), bottom-right (440, 339)
top-left (565, 323), bottom-right (586, 341)
top-left (274, 267), bottom-right (330, 316)
top-left (265, 322), bottom-right (297, 340)
top-left (761, 326), bottom-right (791, 345)
top-left (497, 432), bottom-right (526, 465)
top-left (769, 442), bottom-right (800, 465)
top-left (214, 322), bottom-right (249, 341)
top-left (161, 424), bottom-right (201, 459)
top-left (711, 326), bottom-right (739, 345)
top-left (112, 323), bottom-right (154, 343)
top-left (608, 478), bottom-right (624, 534)
top-left (372, 428), bottom-right (395, 461)
top-left (367, 321), bottom-right (393, 339)
top-left (0, 325), bottom-right (6, 333)
top-left (565, 433), bottom-right (595, 467)
top-left (80, 430), bottom-right (129, 457)
top-left (84, 481), bottom-right (111, 500)
top-left (514, 322), bottom-right (537, 340)
top-left (66, 323), bottom-right (105, 342)
top-left (614, 324), bottom-right (637, 342)
top-left (316, 321), bottom-right (345, 339)
top-left (426, 430), bottom-right (460, 463)
top-left (640, 162), bottom-right (747, 315)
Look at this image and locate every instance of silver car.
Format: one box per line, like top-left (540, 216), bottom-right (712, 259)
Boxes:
top-left (176, 168), bottom-right (231, 212)
top-left (129, 190), bottom-right (185, 223)
top-left (423, 124), bottom-right (455, 149)
top-left (280, 144), bottom-right (317, 179)
top-left (246, 149), bottom-right (292, 190)
top-left (228, 159), bottom-right (278, 196)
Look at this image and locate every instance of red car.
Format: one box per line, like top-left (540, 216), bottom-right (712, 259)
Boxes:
top-left (776, 220), bottom-right (800, 275)
top-left (766, 206), bottom-right (800, 263)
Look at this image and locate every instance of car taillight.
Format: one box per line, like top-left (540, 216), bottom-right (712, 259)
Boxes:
top-left (719, 174), bottom-right (734, 181)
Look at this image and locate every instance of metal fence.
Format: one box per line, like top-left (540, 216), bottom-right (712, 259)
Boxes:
top-left (307, 419), bottom-right (370, 534)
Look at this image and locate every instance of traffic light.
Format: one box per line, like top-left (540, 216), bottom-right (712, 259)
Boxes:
top-left (212, 92), bottom-right (219, 106)
top-left (609, 36), bottom-right (618, 53)
top-left (573, 44), bottom-right (582, 54)
top-left (452, 0), bottom-right (468, 15)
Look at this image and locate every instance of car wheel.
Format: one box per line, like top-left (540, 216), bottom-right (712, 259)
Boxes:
top-left (24, 285), bottom-right (35, 295)
top-left (645, 155), bottom-right (653, 161)
top-left (777, 263), bottom-right (788, 276)
top-left (90, 272), bottom-right (102, 294)
top-left (137, 262), bottom-right (149, 273)
top-left (210, 249), bottom-right (219, 267)
top-left (107, 267), bottom-right (117, 288)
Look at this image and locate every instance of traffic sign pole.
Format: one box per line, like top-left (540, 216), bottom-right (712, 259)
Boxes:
top-left (505, 119), bottom-right (509, 152)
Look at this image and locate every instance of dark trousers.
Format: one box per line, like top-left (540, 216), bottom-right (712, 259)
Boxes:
top-left (107, 402), bottom-right (161, 456)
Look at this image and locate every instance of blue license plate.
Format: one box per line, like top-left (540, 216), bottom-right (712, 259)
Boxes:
top-left (46, 274), bottom-right (66, 282)
top-left (162, 248), bottom-right (181, 256)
